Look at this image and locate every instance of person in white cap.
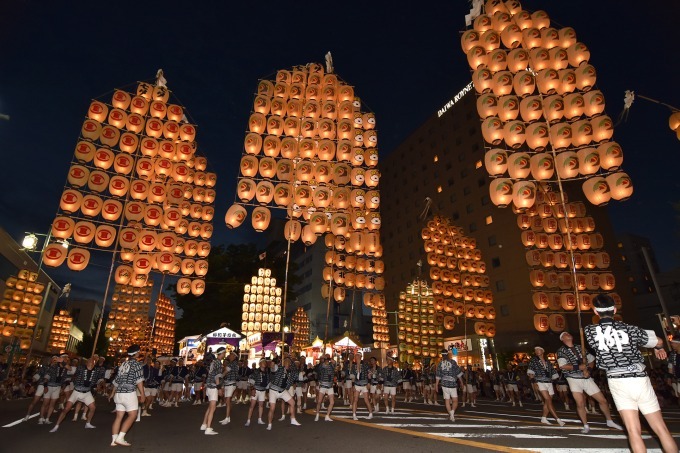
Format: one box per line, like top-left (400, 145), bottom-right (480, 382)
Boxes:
top-left (557, 331), bottom-right (623, 433)
top-left (108, 344), bottom-right (145, 447)
top-left (245, 358), bottom-right (269, 426)
top-left (314, 354), bottom-right (335, 422)
top-left (527, 345), bottom-right (565, 426)
top-left (201, 346), bottom-right (226, 435)
top-left (585, 294), bottom-right (677, 453)
top-left (39, 355), bottom-right (68, 425)
top-left (382, 355), bottom-right (401, 414)
top-left (435, 349), bottom-right (464, 421)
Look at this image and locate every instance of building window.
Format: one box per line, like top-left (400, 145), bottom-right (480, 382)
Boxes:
top-left (481, 195), bottom-right (490, 206)
top-left (452, 212), bottom-right (460, 220)
top-left (496, 280), bottom-right (506, 291)
top-left (617, 242), bottom-right (623, 248)
top-left (500, 305), bottom-right (510, 316)
top-left (434, 155), bottom-right (439, 162)
top-left (463, 187), bottom-right (471, 195)
top-left (458, 152), bottom-right (465, 161)
top-left (470, 223), bottom-right (477, 232)
top-left (485, 215), bottom-right (493, 225)
top-left (466, 204), bottom-right (473, 213)
top-left (475, 160), bottom-right (482, 169)
top-left (478, 178), bottom-right (486, 187)
top-left (461, 168), bottom-right (469, 178)
top-left (488, 235), bottom-right (497, 246)
top-left (448, 178), bottom-right (455, 187)
top-left (437, 186), bottom-right (443, 193)
top-left (450, 194), bottom-right (457, 203)
top-left (492, 257), bottom-right (501, 268)
top-left (446, 163), bottom-right (453, 170)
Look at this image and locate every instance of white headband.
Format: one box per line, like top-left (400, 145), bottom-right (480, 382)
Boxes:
top-left (594, 306), bottom-right (615, 313)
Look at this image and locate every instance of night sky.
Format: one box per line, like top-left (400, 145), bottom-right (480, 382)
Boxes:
top-left (1, 0), bottom-right (678, 303)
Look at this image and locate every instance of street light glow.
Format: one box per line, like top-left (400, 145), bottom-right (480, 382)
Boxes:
top-left (22, 233), bottom-right (38, 251)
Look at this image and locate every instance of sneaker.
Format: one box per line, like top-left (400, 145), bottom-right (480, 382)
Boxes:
top-left (471, 403), bottom-right (476, 408)
top-left (367, 412), bottom-right (373, 420)
top-left (303, 403), bottom-right (306, 409)
top-left (541, 417), bottom-right (552, 425)
top-left (315, 414), bottom-right (319, 422)
top-left (461, 403), bottom-right (466, 408)
top-left (219, 417), bottom-right (230, 425)
top-left (512, 401), bottom-right (516, 407)
top-left (325, 415), bottom-right (332, 422)
top-left (245, 420), bottom-right (250, 427)
top-left (200, 424), bottom-right (207, 431)
top-left (433, 401), bottom-right (439, 406)
top-left (449, 413), bottom-right (455, 422)
top-left (278, 415), bottom-right (285, 421)
top-left (44, 419), bottom-right (52, 425)
top-left (111, 442), bottom-right (117, 447)
top-left (49, 426), bottom-right (59, 433)
top-left (352, 414), bottom-right (358, 420)
top-left (115, 439), bottom-right (131, 447)
top-left (606, 420), bottom-right (623, 430)
top-left (290, 419), bottom-right (301, 426)
top-left (519, 401), bottom-right (523, 407)
top-left (85, 423), bottom-right (96, 429)
top-left (204, 428), bottom-right (218, 435)
top-left (142, 411), bottom-right (151, 417)
top-left (266, 424), bottom-right (272, 431)
top-left (257, 419), bottom-right (265, 425)
top-left (72, 415), bottom-right (78, 422)
top-left (565, 404), bottom-right (570, 410)
top-left (557, 419), bottom-right (565, 427)
top-left (297, 408), bottom-right (301, 414)
top-left (581, 424), bottom-right (590, 434)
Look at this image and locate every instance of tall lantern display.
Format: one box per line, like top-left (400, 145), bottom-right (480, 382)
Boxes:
top-left (291, 306), bottom-right (311, 352)
top-left (397, 278), bottom-right (444, 366)
top-left (421, 215), bottom-right (497, 339)
top-left (48, 310), bottom-right (73, 354)
top-left (151, 293), bottom-right (176, 356)
top-left (520, 185), bottom-right (621, 332)
top-left (0, 269), bottom-right (47, 350)
top-left (241, 268), bottom-right (283, 336)
top-left (462, 1), bottom-right (633, 209)
top-left (105, 278), bottom-right (153, 357)
top-left (227, 61), bottom-right (387, 349)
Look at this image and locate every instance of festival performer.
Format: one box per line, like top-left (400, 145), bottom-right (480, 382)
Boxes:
top-left (462, 365), bottom-right (478, 408)
top-left (39, 355), bottom-right (68, 424)
top-left (108, 344), bottom-right (145, 447)
top-left (24, 357), bottom-right (49, 421)
top-left (60, 357), bottom-right (78, 410)
top-left (435, 349), bottom-right (464, 422)
top-left (49, 356), bottom-right (104, 432)
top-left (401, 362), bottom-right (414, 403)
top-left (293, 359), bottom-right (307, 414)
top-left (342, 353), bottom-right (354, 405)
top-left (502, 364), bottom-right (522, 407)
top-left (73, 355), bottom-right (107, 422)
top-left (141, 358), bottom-right (161, 417)
top-left (245, 358), bottom-right (269, 426)
top-left (235, 359), bottom-right (251, 405)
top-left (200, 347), bottom-right (225, 435)
top-left (557, 331), bottom-right (623, 433)
top-left (368, 356), bottom-right (382, 412)
top-left (527, 346), bottom-right (565, 426)
top-left (168, 358), bottom-right (189, 407)
top-left (266, 356), bottom-right (301, 430)
top-left (314, 354), bottom-right (335, 422)
top-left (218, 351), bottom-right (239, 425)
top-left (554, 368), bottom-right (570, 410)
top-left (382, 356), bottom-right (401, 414)
top-left (491, 369), bottom-right (505, 402)
top-left (585, 294), bottom-right (677, 452)
top-left (349, 352), bottom-right (374, 420)
top-left (306, 361), bottom-right (317, 400)
top-left (192, 360), bottom-right (208, 405)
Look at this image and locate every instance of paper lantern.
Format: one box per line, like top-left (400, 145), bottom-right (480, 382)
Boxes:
top-left (529, 48), bottom-right (550, 71)
top-left (487, 49), bottom-right (508, 72)
top-left (549, 122), bottom-right (572, 150)
top-left (577, 147), bottom-right (600, 175)
top-left (536, 68), bottom-right (560, 94)
top-left (512, 181), bottom-right (536, 209)
top-left (501, 23), bottom-right (522, 49)
top-left (492, 71), bottom-right (513, 96)
top-left (72, 221), bottom-right (95, 244)
top-left (529, 153), bottom-right (554, 180)
top-left (567, 42), bottom-right (590, 67)
top-left (591, 115), bottom-right (614, 143)
top-left (507, 48), bottom-right (529, 72)
top-left (60, 189), bottom-right (82, 213)
top-left (67, 164), bottom-right (89, 187)
top-left (236, 178), bottom-right (256, 202)
top-left (461, 29), bottom-right (481, 53)
top-left (541, 94), bottom-right (564, 123)
top-left (512, 9), bottom-right (532, 29)
top-left (472, 68), bottom-right (493, 94)
top-left (301, 226), bottom-right (317, 246)
top-left (521, 27), bottom-right (542, 49)
top-left (582, 177), bottom-right (611, 206)
top-left (549, 47), bottom-right (569, 70)
top-left (42, 243), bottom-right (67, 267)
top-left (251, 207), bottom-right (270, 232)
top-left (597, 141), bottom-right (624, 170)
top-left (555, 151), bottom-right (579, 178)
top-left (79, 194), bottom-right (102, 217)
top-left (532, 292), bottom-right (549, 310)
top-left (74, 141), bottom-right (96, 163)
top-left (558, 26), bottom-right (577, 48)
top-left (507, 152), bottom-right (531, 179)
top-left (190, 279), bottom-right (205, 296)
top-left (563, 93), bottom-right (585, 119)
top-left (255, 181), bottom-right (275, 205)
top-left (467, 45), bottom-right (487, 69)
top-left (284, 220), bottom-right (301, 242)
top-left (484, 149), bottom-right (507, 176)
top-left (534, 314), bottom-right (549, 332)
top-left (67, 248), bottom-right (90, 271)
top-left (583, 90), bottom-right (605, 117)
top-left (51, 216), bottom-right (75, 239)
top-left (606, 172), bottom-right (633, 201)
top-left (497, 95), bottom-right (519, 121)
top-left (489, 178), bottom-right (513, 207)
top-left (503, 120), bottom-right (525, 148)
top-left (476, 93), bottom-right (497, 119)
top-left (575, 64), bottom-right (597, 91)
top-left (549, 314), bottom-right (565, 333)
top-left (519, 95), bottom-right (542, 122)
top-left (524, 122), bottom-right (549, 151)
top-left (481, 117), bottom-right (504, 145)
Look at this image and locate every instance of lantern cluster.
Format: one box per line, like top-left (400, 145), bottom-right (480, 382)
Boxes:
top-left (151, 293), bottom-right (175, 355)
top-left (291, 306), bottom-right (310, 351)
top-left (46, 79), bottom-right (214, 298)
top-left (669, 112), bottom-right (680, 140)
top-left (421, 216), bottom-right (497, 337)
top-left (517, 186), bottom-right (622, 333)
top-left (463, 0), bottom-right (633, 208)
top-left (105, 280), bottom-right (153, 356)
top-left (397, 279), bottom-right (445, 365)
top-left (241, 268), bottom-right (282, 336)
top-left (48, 310), bottom-right (73, 354)
top-left (0, 269), bottom-right (45, 350)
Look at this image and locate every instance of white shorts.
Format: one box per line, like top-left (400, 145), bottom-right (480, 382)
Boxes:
top-left (354, 385), bottom-right (368, 396)
top-left (566, 377), bottom-right (601, 396)
top-left (237, 381), bottom-right (249, 390)
top-left (163, 382), bottom-right (171, 391)
top-left (608, 376), bottom-right (660, 415)
top-left (403, 382), bottom-right (412, 390)
top-left (65, 382), bottom-right (74, 392)
top-left (44, 386), bottom-right (61, 400)
top-left (383, 386), bottom-right (397, 396)
top-left (556, 384), bottom-right (569, 392)
top-left (442, 387), bottom-right (458, 400)
top-left (493, 384), bottom-right (500, 391)
top-left (318, 386), bottom-right (334, 396)
top-left (193, 383), bottom-right (203, 392)
top-left (537, 382), bottom-right (554, 396)
top-left (466, 384), bottom-right (477, 393)
top-left (114, 392), bottom-right (139, 412)
top-left (68, 390), bottom-right (94, 406)
top-left (145, 388), bottom-right (158, 397)
top-left (506, 383), bottom-right (519, 392)
top-left (206, 388), bottom-right (219, 402)
top-left (344, 381), bottom-right (353, 389)
top-left (295, 386), bottom-right (303, 397)
top-left (269, 389), bottom-right (292, 404)
top-left (35, 384), bottom-right (45, 397)
top-left (672, 381), bottom-right (679, 394)
top-left (251, 390), bottom-right (266, 402)
top-left (171, 383), bottom-right (184, 392)
top-left (423, 384), bottom-right (432, 391)
top-left (369, 385), bottom-right (379, 394)
top-left (223, 384), bottom-right (236, 398)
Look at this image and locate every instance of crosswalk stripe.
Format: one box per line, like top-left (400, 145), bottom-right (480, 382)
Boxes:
top-left (428, 432), bottom-right (568, 439)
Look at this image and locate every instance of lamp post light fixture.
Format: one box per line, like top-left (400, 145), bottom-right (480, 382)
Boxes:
top-left (21, 234), bottom-right (39, 251)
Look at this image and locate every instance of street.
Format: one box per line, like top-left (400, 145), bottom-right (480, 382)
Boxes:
top-left (2, 396), bottom-right (680, 452)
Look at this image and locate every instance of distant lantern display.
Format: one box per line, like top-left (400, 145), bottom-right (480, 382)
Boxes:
top-left (291, 306), bottom-right (311, 352)
top-left (462, 1), bottom-right (632, 208)
top-left (397, 278), bottom-right (445, 365)
top-left (151, 293), bottom-right (176, 356)
top-left (421, 215), bottom-right (496, 338)
top-left (0, 269), bottom-right (45, 350)
top-left (48, 310), bottom-right (73, 354)
top-left (519, 185), bottom-right (621, 332)
top-left (46, 74), bottom-right (214, 308)
top-left (241, 268), bottom-right (283, 336)
top-left (105, 278), bottom-right (153, 357)
top-left (226, 60), bottom-right (387, 350)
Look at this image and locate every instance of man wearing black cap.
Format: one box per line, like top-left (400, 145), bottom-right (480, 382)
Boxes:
top-left (585, 294), bottom-right (677, 453)
top-left (382, 355), bottom-right (401, 414)
top-left (435, 349), bottom-right (464, 422)
top-left (557, 331), bottom-right (622, 433)
top-left (201, 346), bottom-right (225, 435)
top-left (108, 344), bottom-right (145, 447)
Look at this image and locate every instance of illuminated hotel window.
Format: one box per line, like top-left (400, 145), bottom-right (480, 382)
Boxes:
top-left (434, 155), bottom-right (439, 162)
top-left (437, 186), bottom-right (443, 193)
top-left (475, 160), bottom-right (482, 169)
top-left (617, 242), bottom-right (623, 248)
top-left (485, 215), bottom-right (493, 225)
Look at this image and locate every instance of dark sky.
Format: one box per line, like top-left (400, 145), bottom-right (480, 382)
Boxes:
top-left (1, 0), bottom-right (679, 303)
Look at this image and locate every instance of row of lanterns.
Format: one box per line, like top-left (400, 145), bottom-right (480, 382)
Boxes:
top-left (105, 280), bottom-right (153, 356)
top-left (151, 293), bottom-right (176, 355)
top-left (420, 216), bottom-right (496, 337)
top-left (463, 1), bottom-right (633, 208)
top-left (291, 306), bottom-right (311, 352)
top-left (397, 279), bottom-right (447, 364)
top-left (48, 310), bottom-right (73, 354)
top-left (241, 268), bottom-right (283, 336)
top-left (0, 269), bottom-right (45, 349)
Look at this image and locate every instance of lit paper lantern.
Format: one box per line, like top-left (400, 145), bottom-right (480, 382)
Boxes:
top-left (67, 248), bottom-right (90, 271)
top-left (42, 243), bottom-right (68, 267)
top-left (555, 151), bottom-right (579, 178)
top-left (507, 48), bottom-right (529, 72)
top-left (251, 207), bottom-right (271, 232)
top-left (575, 64), bottom-right (597, 91)
top-left (512, 181), bottom-right (536, 209)
top-left (529, 48), bottom-right (550, 71)
top-left (582, 177), bottom-right (611, 206)
top-left (591, 115), bottom-right (614, 143)
top-left (284, 220), bottom-right (301, 241)
top-left (529, 153), bottom-right (554, 180)
top-left (507, 152), bottom-right (531, 179)
top-left (94, 225), bottom-right (116, 247)
top-left (489, 178), bottom-right (513, 207)
top-left (503, 120), bottom-right (525, 148)
top-left (524, 123), bottom-right (549, 151)
top-left (549, 47), bottom-right (569, 70)
top-left (521, 27), bottom-right (542, 49)
top-left (548, 314), bottom-right (565, 332)
top-left (605, 172), bottom-right (633, 201)
top-left (549, 122), bottom-right (572, 150)
top-left (583, 90), bottom-right (605, 117)
top-left (481, 117), bottom-right (504, 145)
top-left (80, 195), bottom-right (103, 217)
top-left (577, 147), bottom-right (600, 175)
top-left (492, 71), bottom-right (513, 96)
top-left (60, 189), bottom-right (82, 213)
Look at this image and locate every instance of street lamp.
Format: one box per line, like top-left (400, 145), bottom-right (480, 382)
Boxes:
top-left (21, 234), bottom-right (39, 251)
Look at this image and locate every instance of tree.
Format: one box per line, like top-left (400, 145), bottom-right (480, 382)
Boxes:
top-left (173, 243), bottom-right (300, 339)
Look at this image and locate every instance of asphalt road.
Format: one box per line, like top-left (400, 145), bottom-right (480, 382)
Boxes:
top-left (2, 395), bottom-right (680, 452)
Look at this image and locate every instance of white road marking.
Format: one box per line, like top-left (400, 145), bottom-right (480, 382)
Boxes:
top-left (3, 413), bottom-right (38, 428)
top-left (533, 450), bottom-right (663, 453)
top-left (428, 432), bottom-right (567, 439)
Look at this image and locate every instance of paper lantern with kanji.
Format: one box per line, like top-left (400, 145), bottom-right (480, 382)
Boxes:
top-left (67, 248), bottom-right (90, 271)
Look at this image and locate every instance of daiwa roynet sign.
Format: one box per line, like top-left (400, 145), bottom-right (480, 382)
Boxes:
top-left (437, 82), bottom-right (474, 117)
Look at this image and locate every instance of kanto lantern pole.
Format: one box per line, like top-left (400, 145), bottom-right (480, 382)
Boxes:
top-left (91, 253), bottom-right (118, 357)
top-left (281, 233), bottom-right (293, 354)
top-left (642, 246), bottom-right (674, 348)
